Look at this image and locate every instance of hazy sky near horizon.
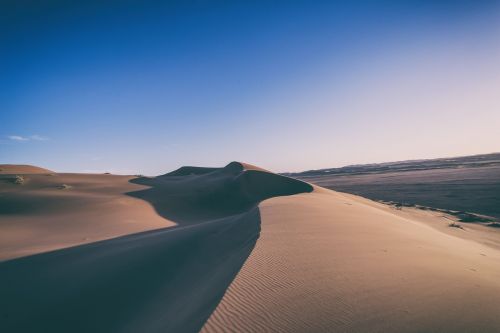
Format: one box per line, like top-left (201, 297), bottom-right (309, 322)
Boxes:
top-left (1, 1), bottom-right (500, 174)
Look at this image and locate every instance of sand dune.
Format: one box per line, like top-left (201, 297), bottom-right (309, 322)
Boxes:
top-left (130, 161), bottom-right (311, 223)
top-left (203, 188), bottom-right (500, 332)
top-left (0, 172), bottom-right (170, 260)
top-left (2, 162), bottom-right (500, 332)
top-left (0, 162), bottom-right (311, 332)
top-left (0, 164), bottom-right (53, 174)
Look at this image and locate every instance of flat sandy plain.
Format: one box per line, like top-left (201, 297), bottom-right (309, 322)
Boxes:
top-left (2, 161), bottom-right (500, 332)
top-left (288, 153), bottom-right (500, 222)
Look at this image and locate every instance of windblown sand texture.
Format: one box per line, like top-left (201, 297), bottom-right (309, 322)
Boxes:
top-left (1, 162), bottom-right (500, 332)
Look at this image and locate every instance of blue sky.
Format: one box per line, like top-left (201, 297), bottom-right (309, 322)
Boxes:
top-left (1, 1), bottom-right (500, 174)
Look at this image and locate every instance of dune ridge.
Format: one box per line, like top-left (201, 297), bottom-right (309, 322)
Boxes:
top-left (129, 161), bottom-right (311, 223)
top-left (0, 162), bottom-right (312, 333)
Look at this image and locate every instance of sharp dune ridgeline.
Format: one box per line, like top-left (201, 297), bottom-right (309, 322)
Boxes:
top-left (0, 162), bottom-right (311, 332)
top-left (2, 162), bottom-right (500, 332)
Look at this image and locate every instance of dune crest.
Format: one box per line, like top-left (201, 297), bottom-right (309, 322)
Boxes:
top-left (128, 161), bottom-right (313, 222)
top-left (202, 188), bottom-right (500, 333)
top-left (164, 161), bottom-right (269, 177)
top-left (0, 162), bottom-right (313, 333)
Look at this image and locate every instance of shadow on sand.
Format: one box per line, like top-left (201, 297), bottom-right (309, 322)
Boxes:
top-left (0, 162), bottom-right (312, 333)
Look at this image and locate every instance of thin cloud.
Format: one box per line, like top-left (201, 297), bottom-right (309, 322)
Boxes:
top-left (8, 135), bottom-right (29, 141)
top-left (7, 135), bottom-right (49, 142)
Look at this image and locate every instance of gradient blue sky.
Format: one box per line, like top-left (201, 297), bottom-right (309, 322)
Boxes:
top-left (1, 1), bottom-right (500, 174)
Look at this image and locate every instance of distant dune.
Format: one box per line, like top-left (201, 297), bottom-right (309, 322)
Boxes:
top-left (0, 164), bottom-right (54, 174)
top-left (2, 162), bottom-right (500, 332)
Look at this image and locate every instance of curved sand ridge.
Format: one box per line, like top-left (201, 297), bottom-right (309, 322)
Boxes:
top-left (0, 162), bottom-right (312, 333)
top-left (165, 162), bottom-right (269, 177)
top-left (2, 162), bottom-right (500, 332)
top-left (129, 161), bottom-right (312, 223)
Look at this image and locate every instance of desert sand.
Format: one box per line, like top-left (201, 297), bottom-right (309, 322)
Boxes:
top-left (2, 162), bottom-right (500, 332)
top-left (289, 153), bottom-right (500, 222)
top-left (0, 164), bottom-right (54, 174)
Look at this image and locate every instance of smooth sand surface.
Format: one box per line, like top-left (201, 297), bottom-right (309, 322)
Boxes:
top-left (0, 164), bottom-right (54, 174)
top-left (0, 171), bottom-right (171, 260)
top-left (2, 163), bottom-right (500, 332)
top-left (203, 188), bottom-right (500, 332)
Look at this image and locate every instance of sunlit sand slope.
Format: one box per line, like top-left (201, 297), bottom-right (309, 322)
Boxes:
top-left (203, 187), bottom-right (500, 333)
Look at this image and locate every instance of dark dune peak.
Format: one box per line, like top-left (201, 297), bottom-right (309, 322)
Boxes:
top-left (162, 161), bottom-right (268, 177)
top-left (130, 162), bottom-right (313, 223)
top-left (218, 161), bottom-right (313, 203)
top-left (163, 166), bottom-right (219, 177)
top-left (221, 161), bottom-right (270, 173)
